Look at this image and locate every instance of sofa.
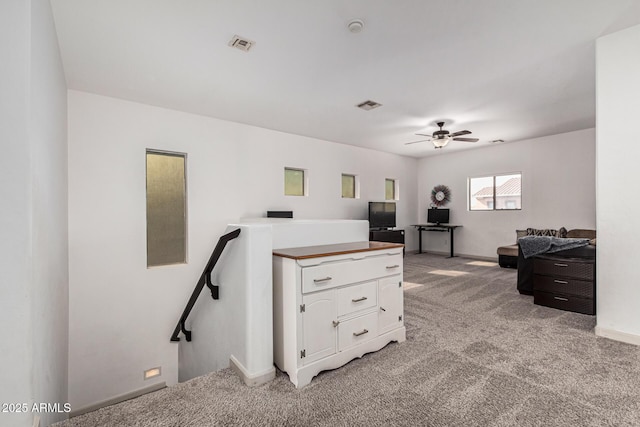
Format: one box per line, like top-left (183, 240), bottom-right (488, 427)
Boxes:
top-left (497, 230), bottom-right (528, 268)
top-left (497, 228), bottom-right (596, 269)
top-left (497, 228), bottom-right (569, 268)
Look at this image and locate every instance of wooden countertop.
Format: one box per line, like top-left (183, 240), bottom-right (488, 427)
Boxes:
top-left (273, 241), bottom-right (404, 260)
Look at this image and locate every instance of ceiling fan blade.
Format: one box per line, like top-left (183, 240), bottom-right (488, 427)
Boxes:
top-left (450, 130), bottom-right (471, 137)
top-left (404, 139), bottom-right (430, 145)
top-left (452, 137), bottom-right (479, 143)
top-left (415, 133), bottom-right (431, 137)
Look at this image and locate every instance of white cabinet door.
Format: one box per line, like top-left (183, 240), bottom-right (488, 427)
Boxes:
top-left (378, 275), bottom-right (403, 335)
top-left (302, 290), bottom-right (337, 365)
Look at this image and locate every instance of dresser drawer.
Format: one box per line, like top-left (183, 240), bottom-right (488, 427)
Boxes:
top-left (533, 291), bottom-right (595, 315)
top-left (301, 254), bottom-right (402, 294)
top-left (533, 258), bottom-right (594, 280)
top-left (338, 312), bottom-right (378, 352)
top-left (533, 275), bottom-right (594, 298)
top-left (337, 281), bottom-right (377, 318)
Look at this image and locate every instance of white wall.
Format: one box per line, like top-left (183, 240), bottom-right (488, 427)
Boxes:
top-left (67, 90), bottom-right (418, 409)
top-left (29, 0), bottom-right (69, 425)
top-left (178, 224), bottom-right (274, 383)
top-left (595, 24), bottom-right (640, 343)
top-left (0, 2), bottom-right (33, 426)
top-left (0, 1), bottom-right (68, 426)
top-left (417, 129), bottom-right (596, 258)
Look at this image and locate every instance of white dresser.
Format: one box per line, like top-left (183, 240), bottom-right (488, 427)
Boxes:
top-left (272, 241), bottom-right (406, 388)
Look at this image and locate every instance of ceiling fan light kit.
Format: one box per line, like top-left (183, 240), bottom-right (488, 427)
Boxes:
top-left (433, 137), bottom-right (450, 149)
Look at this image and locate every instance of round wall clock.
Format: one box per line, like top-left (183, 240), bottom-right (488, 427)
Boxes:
top-left (430, 185), bottom-right (451, 207)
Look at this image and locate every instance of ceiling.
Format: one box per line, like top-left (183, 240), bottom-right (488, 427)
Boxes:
top-left (50, 0), bottom-right (640, 158)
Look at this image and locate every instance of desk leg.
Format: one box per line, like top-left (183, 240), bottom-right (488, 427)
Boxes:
top-left (418, 228), bottom-right (423, 254)
top-left (448, 228), bottom-right (455, 258)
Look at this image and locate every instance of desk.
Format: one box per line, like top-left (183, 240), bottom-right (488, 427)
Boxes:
top-left (412, 224), bottom-right (462, 258)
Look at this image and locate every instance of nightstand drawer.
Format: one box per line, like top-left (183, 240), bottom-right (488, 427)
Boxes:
top-left (533, 258), bottom-right (594, 280)
top-left (533, 275), bottom-right (594, 298)
top-left (533, 291), bottom-right (595, 315)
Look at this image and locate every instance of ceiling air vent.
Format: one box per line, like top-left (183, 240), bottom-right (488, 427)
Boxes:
top-left (356, 100), bottom-right (382, 111)
top-left (228, 35), bottom-right (255, 52)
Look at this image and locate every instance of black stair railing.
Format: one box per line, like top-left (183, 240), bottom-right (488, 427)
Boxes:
top-left (170, 228), bottom-right (241, 342)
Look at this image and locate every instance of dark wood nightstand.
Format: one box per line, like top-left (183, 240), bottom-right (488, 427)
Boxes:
top-left (533, 254), bottom-right (596, 315)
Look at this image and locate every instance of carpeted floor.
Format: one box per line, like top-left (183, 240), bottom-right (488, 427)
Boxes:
top-left (56, 253), bottom-right (640, 426)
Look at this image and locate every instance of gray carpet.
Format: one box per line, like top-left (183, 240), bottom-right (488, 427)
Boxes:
top-left (56, 253), bottom-right (640, 426)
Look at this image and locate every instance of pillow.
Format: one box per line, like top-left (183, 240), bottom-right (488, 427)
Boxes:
top-left (557, 227), bottom-right (568, 238)
top-left (516, 229), bottom-right (528, 239)
top-left (590, 238), bottom-right (597, 246)
top-left (526, 228), bottom-right (558, 237)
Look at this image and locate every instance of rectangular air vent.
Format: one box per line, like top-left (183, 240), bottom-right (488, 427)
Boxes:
top-left (356, 100), bottom-right (382, 111)
top-left (228, 35), bottom-right (255, 52)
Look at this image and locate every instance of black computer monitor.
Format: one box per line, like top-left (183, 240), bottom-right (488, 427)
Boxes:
top-left (427, 208), bottom-right (449, 225)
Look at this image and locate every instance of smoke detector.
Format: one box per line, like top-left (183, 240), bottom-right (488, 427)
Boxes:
top-left (348, 19), bottom-right (364, 33)
top-left (228, 35), bottom-right (255, 52)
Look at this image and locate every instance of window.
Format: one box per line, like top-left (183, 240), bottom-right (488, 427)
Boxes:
top-left (385, 178), bottom-right (398, 200)
top-left (469, 173), bottom-right (521, 211)
top-left (284, 167), bottom-right (306, 196)
top-left (341, 174), bottom-right (357, 198)
top-left (146, 150), bottom-right (187, 267)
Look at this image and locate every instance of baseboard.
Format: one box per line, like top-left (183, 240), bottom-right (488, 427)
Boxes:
top-left (595, 325), bottom-right (640, 346)
top-left (413, 249), bottom-right (498, 262)
top-left (229, 355), bottom-right (275, 387)
top-left (69, 382), bottom-right (166, 418)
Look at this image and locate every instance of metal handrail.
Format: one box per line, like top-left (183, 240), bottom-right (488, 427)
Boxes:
top-left (170, 228), bottom-right (241, 342)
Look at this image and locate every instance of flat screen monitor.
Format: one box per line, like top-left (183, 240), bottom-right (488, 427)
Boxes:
top-left (368, 202), bottom-right (396, 229)
top-left (428, 208), bottom-right (449, 225)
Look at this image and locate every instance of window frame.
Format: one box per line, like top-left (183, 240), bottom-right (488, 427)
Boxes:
top-left (145, 149), bottom-right (188, 268)
top-left (284, 167), bottom-right (308, 197)
top-left (341, 173), bottom-right (359, 199)
top-left (468, 172), bottom-right (522, 211)
top-left (385, 178), bottom-right (399, 201)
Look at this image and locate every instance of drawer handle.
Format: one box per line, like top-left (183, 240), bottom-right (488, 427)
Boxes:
top-left (352, 296), bottom-right (368, 303)
top-left (353, 329), bottom-right (369, 337)
top-left (332, 320), bottom-right (340, 328)
top-left (554, 296), bottom-right (569, 301)
top-left (386, 264), bottom-right (400, 269)
top-left (553, 280), bottom-right (569, 284)
top-left (554, 263), bottom-right (568, 267)
top-left (313, 277), bottom-right (332, 283)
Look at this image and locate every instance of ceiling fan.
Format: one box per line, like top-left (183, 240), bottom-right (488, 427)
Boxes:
top-left (405, 121), bottom-right (479, 149)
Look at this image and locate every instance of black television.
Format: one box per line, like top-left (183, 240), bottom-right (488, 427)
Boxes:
top-left (427, 208), bottom-right (449, 225)
top-left (368, 202), bottom-right (396, 229)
